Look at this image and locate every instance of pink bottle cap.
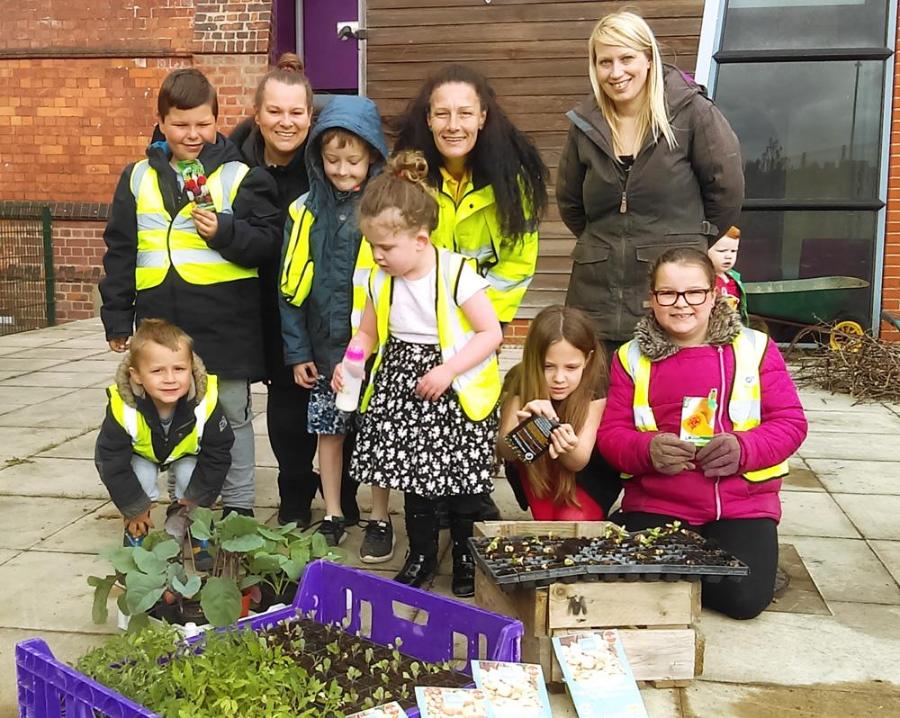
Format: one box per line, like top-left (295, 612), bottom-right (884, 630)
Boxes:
top-left (345, 344), bottom-right (365, 362)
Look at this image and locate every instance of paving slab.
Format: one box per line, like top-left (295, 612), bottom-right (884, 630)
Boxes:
top-left (0, 549), bottom-right (18, 566)
top-left (1, 628), bottom-right (110, 717)
top-left (0, 551), bottom-right (119, 634)
top-left (870, 540), bottom-right (900, 586)
top-left (52, 335), bottom-right (112, 349)
top-left (0, 370), bottom-right (111, 389)
top-left (798, 432), bottom-right (900, 462)
top-left (0, 371), bottom-right (22, 381)
top-left (768, 543), bottom-right (831, 616)
top-left (0, 385), bottom-right (75, 406)
top-left (785, 535), bottom-right (900, 605)
top-left (46, 358), bottom-right (121, 374)
top-left (782, 461), bottom-right (825, 492)
top-left (0, 495), bottom-right (106, 550)
top-left (0, 457), bottom-right (106, 499)
top-left (0, 357), bottom-right (66, 373)
top-left (798, 388), bottom-right (893, 413)
top-left (779, 491), bottom-right (860, 538)
top-left (700, 601), bottom-right (900, 685)
top-left (5, 346), bottom-right (105, 361)
top-left (254, 434), bottom-right (278, 468)
top-left (0, 426), bottom-right (87, 463)
top-left (0, 333), bottom-right (66, 348)
top-left (804, 409), bottom-right (900, 434)
top-left (806, 459), bottom-right (900, 495)
top-left (832, 493), bottom-right (900, 540)
top-left (37, 430), bottom-right (97, 460)
top-left (0, 345), bottom-right (32, 356)
top-left (36, 501), bottom-right (152, 555)
top-left (60, 386), bottom-right (111, 407)
top-left (0, 399), bottom-right (104, 430)
top-left (683, 680), bottom-right (900, 718)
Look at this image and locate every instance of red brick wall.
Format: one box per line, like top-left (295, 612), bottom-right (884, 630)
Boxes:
top-left (884, 19), bottom-right (900, 341)
top-left (53, 221), bottom-right (105, 322)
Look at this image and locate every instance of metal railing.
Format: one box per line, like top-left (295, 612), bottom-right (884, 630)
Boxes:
top-left (0, 203), bottom-right (55, 335)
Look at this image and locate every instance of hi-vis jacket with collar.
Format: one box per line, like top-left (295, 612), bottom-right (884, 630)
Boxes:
top-left (597, 301), bottom-right (807, 525)
top-left (94, 353), bottom-right (234, 520)
top-left (430, 175), bottom-right (538, 324)
top-left (99, 135), bottom-right (281, 381)
top-left (360, 246), bottom-right (502, 422)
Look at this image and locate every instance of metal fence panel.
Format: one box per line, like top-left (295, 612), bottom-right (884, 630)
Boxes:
top-left (0, 203), bottom-right (55, 336)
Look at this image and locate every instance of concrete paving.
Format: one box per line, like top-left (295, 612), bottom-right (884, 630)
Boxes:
top-left (1, 318), bottom-right (899, 717)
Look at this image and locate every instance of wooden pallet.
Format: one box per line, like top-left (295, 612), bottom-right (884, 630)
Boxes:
top-left (474, 521), bottom-right (704, 686)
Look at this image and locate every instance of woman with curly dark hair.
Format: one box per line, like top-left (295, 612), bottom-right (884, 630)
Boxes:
top-left (393, 64), bottom-right (549, 326)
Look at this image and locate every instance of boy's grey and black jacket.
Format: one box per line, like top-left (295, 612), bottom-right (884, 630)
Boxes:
top-left (94, 354), bottom-right (234, 519)
top-left (280, 96), bottom-right (388, 376)
top-left (558, 65), bottom-right (744, 341)
top-left (99, 135), bottom-right (281, 381)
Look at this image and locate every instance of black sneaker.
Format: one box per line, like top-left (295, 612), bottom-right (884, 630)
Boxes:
top-left (316, 516), bottom-right (347, 547)
top-left (360, 519), bottom-right (395, 564)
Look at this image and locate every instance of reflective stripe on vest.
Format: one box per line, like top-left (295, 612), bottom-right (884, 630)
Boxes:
top-left (360, 248), bottom-right (501, 421)
top-left (131, 160), bottom-right (255, 290)
top-left (279, 196), bottom-right (316, 306)
top-left (108, 375), bottom-right (219, 465)
top-left (616, 328), bottom-right (789, 482)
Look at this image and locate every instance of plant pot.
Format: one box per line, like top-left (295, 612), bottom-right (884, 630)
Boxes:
top-left (256, 581), bottom-right (299, 612)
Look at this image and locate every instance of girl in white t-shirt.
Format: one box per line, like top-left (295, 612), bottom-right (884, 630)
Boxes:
top-left (333, 150), bottom-right (503, 596)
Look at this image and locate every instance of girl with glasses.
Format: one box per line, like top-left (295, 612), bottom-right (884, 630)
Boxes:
top-left (598, 247), bottom-right (807, 620)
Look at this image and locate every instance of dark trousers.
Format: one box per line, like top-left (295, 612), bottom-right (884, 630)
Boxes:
top-left (266, 373), bottom-right (318, 517)
top-left (405, 491), bottom-right (484, 556)
top-left (622, 511), bottom-right (778, 620)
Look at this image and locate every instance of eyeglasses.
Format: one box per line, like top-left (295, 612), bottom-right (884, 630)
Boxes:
top-left (652, 289), bottom-right (711, 306)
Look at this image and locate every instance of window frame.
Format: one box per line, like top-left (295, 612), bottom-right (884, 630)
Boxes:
top-left (695, 0), bottom-right (899, 333)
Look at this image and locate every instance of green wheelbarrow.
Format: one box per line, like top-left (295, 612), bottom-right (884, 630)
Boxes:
top-left (743, 276), bottom-right (870, 350)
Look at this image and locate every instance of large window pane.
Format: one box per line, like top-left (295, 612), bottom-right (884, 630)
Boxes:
top-left (715, 61), bottom-right (884, 201)
top-left (737, 211), bottom-right (875, 332)
top-left (722, 0), bottom-right (889, 51)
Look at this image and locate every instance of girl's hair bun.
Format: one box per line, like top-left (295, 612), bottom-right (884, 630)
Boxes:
top-left (387, 150), bottom-right (429, 185)
top-left (276, 52), bottom-right (305, 73)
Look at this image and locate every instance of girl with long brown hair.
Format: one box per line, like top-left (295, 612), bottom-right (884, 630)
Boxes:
top-left (498, 305), bottom-right (621, 519)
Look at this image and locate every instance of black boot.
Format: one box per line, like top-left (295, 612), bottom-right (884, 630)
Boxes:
top-left (450, 516), bottom-right (477, 598)
top-left (222, 506), bottom-right (254, 518)
top-left (394, 510), bottom-right (438, 588)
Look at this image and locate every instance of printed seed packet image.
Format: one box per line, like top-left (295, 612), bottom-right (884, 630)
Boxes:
top-left (346, 702), bottom-right (409, 718)
top-left (415, 686), bottom-right (491, 718)
top-left (504, 414), bottom-right (560, 463)
top-left (680, 388), bottom-right (717, 446)
top-left (471, 660), bottom-right (552, 718)
top-left (552, 631), bottom-right (648, 718)
top-left (176, 159), bottom-right (215, 209)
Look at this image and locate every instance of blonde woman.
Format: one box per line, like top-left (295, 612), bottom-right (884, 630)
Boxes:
top-left (559, 10), bottom-right (744, 352)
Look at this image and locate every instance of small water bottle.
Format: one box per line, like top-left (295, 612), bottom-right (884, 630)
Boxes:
top-left (335, 344), bottom-right (366, 412)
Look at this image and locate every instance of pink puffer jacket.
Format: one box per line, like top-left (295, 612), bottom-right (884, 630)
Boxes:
top-left (597, 304), bottom-right (807, 525)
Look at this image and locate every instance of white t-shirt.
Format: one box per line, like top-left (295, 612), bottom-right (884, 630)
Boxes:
top-left (388, 262), bottom-right (489, 344)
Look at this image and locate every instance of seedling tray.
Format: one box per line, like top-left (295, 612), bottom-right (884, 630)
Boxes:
top-left (469, 528), bottom-right (748, 590)
top-left (16, 561), bottom-right (524, 718)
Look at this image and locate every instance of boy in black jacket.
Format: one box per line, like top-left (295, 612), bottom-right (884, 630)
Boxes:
top-left (100, 69), bottom-right (280, 518)
top-left (95, 320), bottom-right (233, 556)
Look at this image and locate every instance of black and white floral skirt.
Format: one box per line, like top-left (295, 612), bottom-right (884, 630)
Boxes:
top-left (351, 338), bottom-right (497, 498)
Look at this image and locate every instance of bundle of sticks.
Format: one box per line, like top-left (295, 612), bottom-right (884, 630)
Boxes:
top-left (787, 324), bottom-right (900, 402)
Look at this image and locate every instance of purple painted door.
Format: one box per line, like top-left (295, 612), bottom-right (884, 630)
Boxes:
top-left (302, 0), bottom-right (359, 93)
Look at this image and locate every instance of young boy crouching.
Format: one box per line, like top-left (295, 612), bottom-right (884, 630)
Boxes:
top-left (95, 319), bottom-right (233, 562)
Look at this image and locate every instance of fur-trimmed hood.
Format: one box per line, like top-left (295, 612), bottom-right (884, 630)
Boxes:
top-left (113, 351), bottom-right (210, 408)
top-left (633, 298), bottom-right (743, 362)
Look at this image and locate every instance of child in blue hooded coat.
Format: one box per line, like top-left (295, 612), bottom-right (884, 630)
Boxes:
top-left (279, 96), bottom-right (390, 552)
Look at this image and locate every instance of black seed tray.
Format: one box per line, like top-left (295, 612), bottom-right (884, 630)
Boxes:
top-left (469, 531), bottom-right (749, 588)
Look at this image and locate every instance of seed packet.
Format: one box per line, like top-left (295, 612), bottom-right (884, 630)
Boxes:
top-left (504, 414), bottom-right (560, 463)
top-left (346, 703), bottom-right (409, 718)
top-left (415, 687), bottom-right (491, 718)
top-left (176, 159), bottom-right (215, 209)
top-left (552, 630), bottom-right (647, 718)
top-left (471, 660), bottom-right (552, 718)
top-left (679, 388), bottom-right (717, 446)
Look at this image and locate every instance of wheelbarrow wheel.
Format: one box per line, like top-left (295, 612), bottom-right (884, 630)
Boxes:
top-left (828, 320), bottom-right (864, 352)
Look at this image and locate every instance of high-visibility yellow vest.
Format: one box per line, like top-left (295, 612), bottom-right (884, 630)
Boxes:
top-left (616, 328), bottom-right (789, 482)
top-left (360, 248), bottom-right (501, 421)
top-left (130, 160), bottom-right (257, 290)
top-left (279, 197), bottom-right (375, 335)
top-left (108, 375), bottom-right (219, 465)
top-left (430, 179), bottom-right (538, 323)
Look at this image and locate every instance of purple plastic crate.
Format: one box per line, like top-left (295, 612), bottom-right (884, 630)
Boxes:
top-left (16, 561), bottom-right (523, 717)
